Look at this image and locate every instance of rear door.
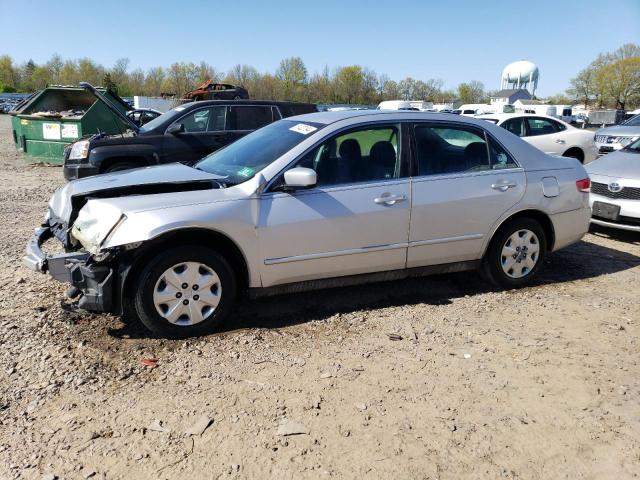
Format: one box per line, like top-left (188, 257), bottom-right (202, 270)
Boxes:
top-left (161, 105), bottom-right (229, 164)
top-left (408, 122), bottom-right (526, 267)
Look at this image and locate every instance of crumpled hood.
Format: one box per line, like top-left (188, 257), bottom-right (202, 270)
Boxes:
top-left (48, 163), bottom-right (224, 223)
top-left (586, 150), bottom-right (640, 180)
top-left (595, 125), bottom-right (640, 137)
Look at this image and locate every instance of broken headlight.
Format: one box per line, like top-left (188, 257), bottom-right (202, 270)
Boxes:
top-left (69, 139), bottom-right (90, 160)
top-left (71, 201), bottom-right (126, 255)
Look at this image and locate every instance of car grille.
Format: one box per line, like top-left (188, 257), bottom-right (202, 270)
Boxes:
top-left (591, 182), bottom-right (640, 200)
top-left (595, 135), bottom-right (608, 143)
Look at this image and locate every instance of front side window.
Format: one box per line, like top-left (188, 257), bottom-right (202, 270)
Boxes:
top-left (228, 106), bottom-right (273, 130)
top-left (292, 125), bottom-right (401, 187)
top-left (170, 106), bottom-right (226, 133)
top-left (414, 125), bottom-right (490, 175)
top-left (525, 117), bottom-right (559, 136)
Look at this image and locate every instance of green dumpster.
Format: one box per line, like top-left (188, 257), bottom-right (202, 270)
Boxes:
top-left (10, 85), bottom-right (131, 164)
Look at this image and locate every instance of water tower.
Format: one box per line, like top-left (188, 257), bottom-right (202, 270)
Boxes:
top-left (501, 60), bottom-right (539, 97)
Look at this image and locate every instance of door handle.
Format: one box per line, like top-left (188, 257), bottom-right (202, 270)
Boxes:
top-left (491, 180), bottom-right (517, 192)
top-left (374, 193), bottom-right (407, 205)
top-left (555, 139), bottom-right (566, 144)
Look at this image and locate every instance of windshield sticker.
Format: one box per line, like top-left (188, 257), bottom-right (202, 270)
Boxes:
top-left (289, 123), bottom-right (317, 135)
top-left (237, 167), bottom-right (255, 177)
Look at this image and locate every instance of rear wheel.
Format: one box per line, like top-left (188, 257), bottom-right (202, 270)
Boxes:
top-left (481, 218), bottom-right (547, 288)
top-left (562, 148), bottom-right (584, 163)
top-left (104, 161), bottom-right (141, 173)
top-left (133, 246), bottom-right (237, 337)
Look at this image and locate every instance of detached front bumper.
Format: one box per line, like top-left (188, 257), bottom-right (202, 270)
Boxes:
top-left (23, 225), bottom-right (115, 312)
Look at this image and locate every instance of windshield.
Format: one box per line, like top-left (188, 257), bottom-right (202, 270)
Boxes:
top-left (623, 114), bottom-right (640, 126)
top-left (139, 104), bottom-right (192, 133)
top-left (195, 120), bottom-right (324, 184)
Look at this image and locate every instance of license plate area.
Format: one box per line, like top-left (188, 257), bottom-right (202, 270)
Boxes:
top-left (592, 201), bottom-right (620, 220)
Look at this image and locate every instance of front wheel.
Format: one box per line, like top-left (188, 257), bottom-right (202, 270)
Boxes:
top-left (133, 246), bottom-right (237, 337)
top-left (481, 218), bottom-right (547, 288)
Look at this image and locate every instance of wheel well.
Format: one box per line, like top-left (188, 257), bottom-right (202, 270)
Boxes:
top-left (100, 156), bottom-right (148, 173)
top-left (492, 210), bottom-right (555, 252)
top-left (121, 229), bottom-right (250, 305)
top-left (562, 147), bottom-right (584, 163)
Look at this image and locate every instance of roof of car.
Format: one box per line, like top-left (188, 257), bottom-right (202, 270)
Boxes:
top-left (291, 109), bottom-right (495, 126)
top-left (475, 112), bottom-right (561, 122)
top-left (182, 99), bottom-right (316, 108)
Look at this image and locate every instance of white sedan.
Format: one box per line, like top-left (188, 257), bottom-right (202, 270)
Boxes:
top-left (477, 113), bottom-right (598, 164)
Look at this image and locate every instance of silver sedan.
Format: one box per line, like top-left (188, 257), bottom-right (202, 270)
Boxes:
top-left (586, 138), bottom-right (640, 232)
top-left (24, 111), bottom-right (591, 337)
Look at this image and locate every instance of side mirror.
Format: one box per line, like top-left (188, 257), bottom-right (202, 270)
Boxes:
top-left (167, 123), bottom-right (185, 135)
top-left (284, 167), bottom-right (317, 189)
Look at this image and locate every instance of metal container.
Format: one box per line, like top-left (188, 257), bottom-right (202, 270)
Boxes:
top-left (11, 85), bottom-right (131, 163)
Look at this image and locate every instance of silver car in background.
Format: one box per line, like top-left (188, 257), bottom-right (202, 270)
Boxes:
top-left (586, 137), bottom-right (640, 232)
top-left (594, 114), bottom-right (640, 155)
top-left (24, 111), bottom-right (591, 337)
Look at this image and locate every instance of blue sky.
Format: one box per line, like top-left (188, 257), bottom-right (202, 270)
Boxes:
top-left (1, 0), bottom-right (638, 96)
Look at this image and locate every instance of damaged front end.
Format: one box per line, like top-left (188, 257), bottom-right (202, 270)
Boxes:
top-left (23, 206), bottom-right (125, 314)
top-left (23, 162), bottom-right (227, 315)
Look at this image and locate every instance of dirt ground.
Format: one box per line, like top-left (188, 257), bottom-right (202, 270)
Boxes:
top-left (0, 115), bottom-right (638, 480)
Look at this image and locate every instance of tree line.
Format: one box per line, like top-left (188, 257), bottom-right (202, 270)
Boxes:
top-left (0, 43), bottom-right (638, 109)
top-left (567, 43), bottom-right (640, 109)
top-left (0, 54), bottom-right (492, 105)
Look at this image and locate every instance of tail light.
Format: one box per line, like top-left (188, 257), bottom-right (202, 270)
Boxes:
top-left (576, 178), bottom-right (591, 192)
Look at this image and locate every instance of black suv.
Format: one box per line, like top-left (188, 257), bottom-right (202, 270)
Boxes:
top-left (63, 96), bottom-right (317, 180)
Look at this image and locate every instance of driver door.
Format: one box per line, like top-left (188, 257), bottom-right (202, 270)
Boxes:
top-left (257, 123), bottom-right (411, 287)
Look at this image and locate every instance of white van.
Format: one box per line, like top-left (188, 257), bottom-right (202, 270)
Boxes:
top-left (456, 104), bottom-right (515, 116)
top-left (377, 100), bottom-right (434, 111)
top-left (519, 105), bottom-right (558, 117)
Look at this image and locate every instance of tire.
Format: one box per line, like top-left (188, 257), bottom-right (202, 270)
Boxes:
top-left (104, 161), bottom-right (140, 173)
top-left (133, 246), bottom-right (237, 338)
top-left (481, 218), bottom-right (547, 289)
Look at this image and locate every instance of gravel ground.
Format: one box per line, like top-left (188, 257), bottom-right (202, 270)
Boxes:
top-left (0, 115), bottom-right (638, 480)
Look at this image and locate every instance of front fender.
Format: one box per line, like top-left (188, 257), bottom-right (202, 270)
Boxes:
top-left (89, 143), bottom-right (157, 168)
top-left (103, 199), bottom-right (262, 287)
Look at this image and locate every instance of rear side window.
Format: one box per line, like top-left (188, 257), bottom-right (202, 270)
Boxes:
top-left (414, 125), bottom-right (490, 175)
top-left (228, 106), bottom-right (274, 130)
top-left (489, 138), bottom-right (518, 169)
top-left (278, 104), bottom-right (318, 117)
